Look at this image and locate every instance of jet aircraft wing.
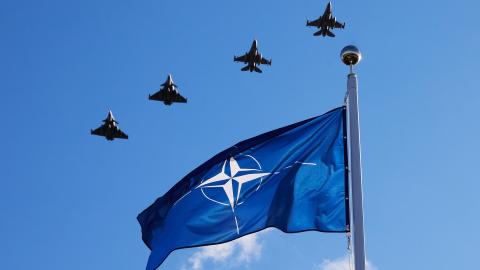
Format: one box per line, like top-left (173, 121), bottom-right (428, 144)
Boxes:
top-left (149, 89), bottom-right (187, 103)
top-left (114, 129), bottom-right (128, 139)
top-left (149, 89), bottom-right (167, 101)
top-left (260, 57), bottom-right (272, 65)
top-left (91, 126), bottom-right (106, 136)
top-left (334, 21), bottom-right (345, 29)
top-left (170, 92), bottom-right (187, 103)
top-left (234, 54), bottom-right (249, 63)
top-left (306, 19), bottom-right (321, 27)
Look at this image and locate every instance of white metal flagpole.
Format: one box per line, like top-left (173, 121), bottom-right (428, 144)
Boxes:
top-left (341, 45), bottom-right (366, 270)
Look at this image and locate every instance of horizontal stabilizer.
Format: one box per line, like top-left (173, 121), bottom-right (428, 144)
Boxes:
top-left (241, 66), bottom-right (250, 71)
top-left (326, 29), bottom-right (335, 37)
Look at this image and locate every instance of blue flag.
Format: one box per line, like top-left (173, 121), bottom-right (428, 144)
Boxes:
top-left (138, 107), bottom-right (349, 269)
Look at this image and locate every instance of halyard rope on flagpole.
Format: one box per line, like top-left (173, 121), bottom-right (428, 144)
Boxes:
top-left (347, 232), bottom-right (354, 270)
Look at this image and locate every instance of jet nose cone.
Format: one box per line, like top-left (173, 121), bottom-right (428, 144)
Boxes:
top-left (326, 2), bottom-right (332, 10)
top-left (105, 110), bottom-right (115, 122)
top-left (167, 74), bottom-right (173, 84)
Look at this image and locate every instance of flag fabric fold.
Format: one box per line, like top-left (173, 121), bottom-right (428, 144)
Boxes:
top-left (138, 107), bottom-right (349, 270)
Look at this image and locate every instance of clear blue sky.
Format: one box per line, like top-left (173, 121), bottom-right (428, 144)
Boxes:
top-left (1, 0), bottom-right (479, 269)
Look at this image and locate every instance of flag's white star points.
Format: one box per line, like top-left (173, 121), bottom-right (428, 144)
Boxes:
top-left (196, 157), bottom-right (270, 210)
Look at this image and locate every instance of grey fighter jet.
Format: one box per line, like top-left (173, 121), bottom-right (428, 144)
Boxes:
top-left (234, 40), bottom-right (272, 73)
top-left (306, 2), bottom-right (345, 37)
top-left (149, 74), bottom-right (187, 105)
top-left (91, 110), bottom-right (128, 141)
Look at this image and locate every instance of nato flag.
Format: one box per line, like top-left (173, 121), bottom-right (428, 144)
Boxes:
top-left (138, 107), bottom-right (349, 269)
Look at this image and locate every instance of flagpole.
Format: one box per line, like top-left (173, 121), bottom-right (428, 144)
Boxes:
top-left (341, 45), bottom-right (366, 270)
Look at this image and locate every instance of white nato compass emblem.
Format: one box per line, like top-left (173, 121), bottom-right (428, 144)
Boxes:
top-left (195, 155), bottom-right (271, 234)
top-left (172, 154), bottom-right (318, 235)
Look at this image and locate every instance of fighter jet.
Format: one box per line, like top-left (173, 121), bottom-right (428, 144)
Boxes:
top-left (306, 2), bottom-right (345, 37)
top-left (234, 40), bottom-right (272, 73)
top-left (149, 74), bottom-right (187, 105)
top-left (91, 110), bottom-right (128, 141)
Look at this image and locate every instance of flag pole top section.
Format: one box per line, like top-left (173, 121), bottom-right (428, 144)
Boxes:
top-left (341, 45), bottom-right (362, 74)
top-left (343, 44), bottom-right (366, 270)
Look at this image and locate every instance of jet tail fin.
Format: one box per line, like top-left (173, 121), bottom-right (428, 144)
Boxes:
top-left (253, 67), bottom-right (262, 73)
top-left (326, 29), bottom-right (335, 37)
top-left (241, 66), bottom-right (250, 71)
